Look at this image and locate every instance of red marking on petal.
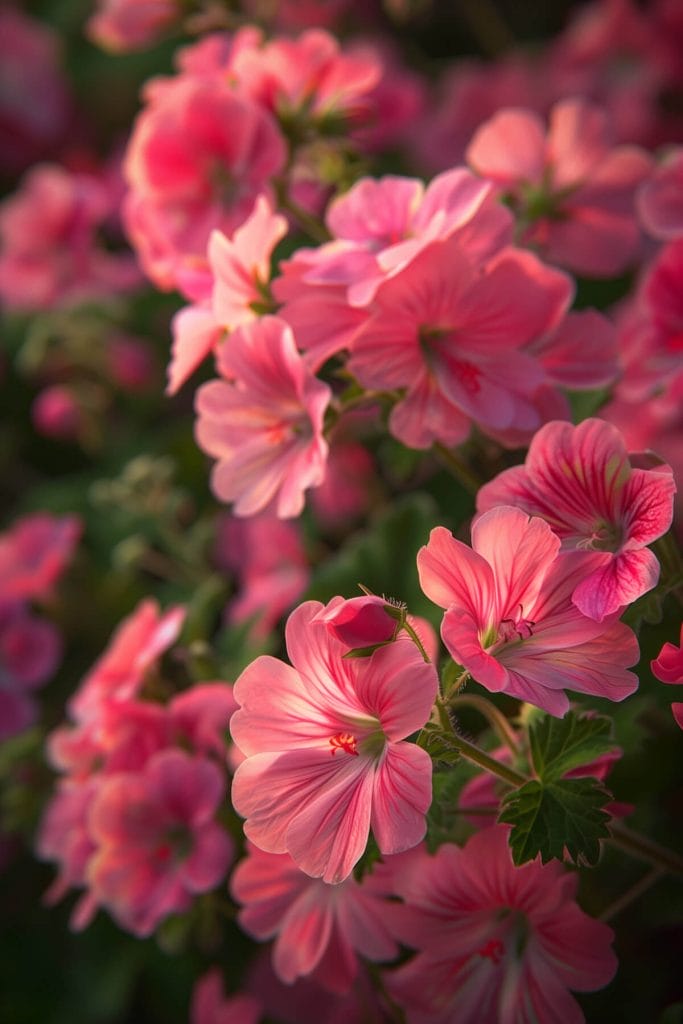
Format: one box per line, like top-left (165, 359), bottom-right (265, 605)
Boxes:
top-left (478, 938), bottom-right (504, 964)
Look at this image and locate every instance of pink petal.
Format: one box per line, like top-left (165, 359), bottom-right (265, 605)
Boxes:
top-left (571, 548), bottom-right (660, 621)
top-left (370, 742), bottom-right (432, 855)
top-left (466, 108), bottom-right (547, 187)
top-left (417, 526), bottom-right (495, 620)
top-left (354, 639), bottom-right (438, 742)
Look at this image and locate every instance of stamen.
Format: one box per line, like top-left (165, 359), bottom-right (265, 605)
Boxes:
top-left (329, 732), bottom-right (359, 756)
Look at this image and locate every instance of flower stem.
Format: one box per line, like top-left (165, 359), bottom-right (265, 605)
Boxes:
top-left (437, 704), bottom-right (527, 787)
top-left (436, 712), bottom-right (683, 877)
top-left (448, 693), bottom-right (521, 753)
top-left (599, 866), bottom-right (666, 922)
top-left (608, 822), bottom-right (683, 876)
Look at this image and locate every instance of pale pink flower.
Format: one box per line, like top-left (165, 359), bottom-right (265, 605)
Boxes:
top-left (637, 148), bottom-right (683, 240)
top-left (215, 513), bottom-right (309, 640)
top-left (347, 239), bottom-right (570, 449)
top-left (191, 969), bottom-right (261, 1024)
top-left (123, 77), bottom-right (285, 295)
top-left (68, 598), bottom-right (186, 724)
top-left (87, 748), bottom-right (233, 936)
top-left (477, 419), bottom-right (676, 620)
top-left (231, 844), bottom-right (399, 992)
top-left (167, 195), bottom-right (287, 394)
top-left (318, 595), bottom-right (400, 650)
top-left (651, 624), bottom-right (683, 729)
top-left (0, 164), bottom-right (140, 311)
top-left (0, 512), bottom-right (80, 603)
top-left (417, 507), bottom-right (639, 717)
top-left (230, 599), bottom-right (438, 883)
top-left (88, 0), bottom-right (179, 53)
top-left (386, 826), bottom-right (617, 1024)
top-left (194, 316), bottom-right (330, 518)
top-left (467, 97), bottom-right (653, 277)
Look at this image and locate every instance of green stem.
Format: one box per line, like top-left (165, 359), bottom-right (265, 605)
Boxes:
top-left (599, 866), bottom-right (666, 922)
top-left (433, 443), bottom-right (483, 495)
top-left (436, 713), bottom-right (683, 877)
top-left (275, 183), bottom-right (331, 244)
top-left (608, 822), bottom-right (683, 877)
top-left (448, 693), bottom-right (521, 753)
top-left (437, 704), bottom-right (527, 787)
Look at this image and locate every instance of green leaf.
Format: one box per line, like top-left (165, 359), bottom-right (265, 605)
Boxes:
top-left (498, 777), bottom-right (612, 866)
top-left (528, 711), bottom-right (616, 782)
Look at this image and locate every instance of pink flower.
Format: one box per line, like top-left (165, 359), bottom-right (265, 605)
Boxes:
top-left (0, 9), bottom-right (71, 174)
top-left (32, 386), bottom-right (84, 441)
top-left (347, 239), bottom-right (570, 449)
top-left (651, 624), bottom-right (683, 729)
top-left (0, 512), bottom-right (80, 603)
top-left (167, 195), bottom-right (287, 394)
top-left (386, 826), bottom-right (617, 1024)
top-left (123, 77), bottom-right (285, 294)
top-left (637, 148), bottom-right (683, 239)
top-left (230, 599), bottom-right (439, 883)
top-left (417, 507), bottom-right (639, 717)
top-left (467, 97), bottom-right (652, 276)
top-left (194, 316), bottom-right (330, 518)
top-left (477, 419), bottom-right (676, 620)
top-left (191, 969), bottom-right (261, 1024)
top-left (231, 844), bottom-right (399, 992)
top-left (88, 0), bottom-right (179, 53)
top-left (87, 748), bottom-right (233, 936)
top-left (0, 603), bottom-right (62, 740)
top-left (215, 513), bottom-right (309, 640)
top-left (0, 164), bottom-right (140, 311)
top-left (68, 598), bottom-right (186, 724)
top-left (229, 29), bottom-right (381, 127)
top-left (169, 683), bottom-right (238, 758)
top-left (310, 437), bottom-right (375, 529)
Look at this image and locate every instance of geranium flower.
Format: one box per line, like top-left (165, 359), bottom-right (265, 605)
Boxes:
top-left (386, 826), bottom-right (617, 1024)
top-left (230, 599), bottom-right (439, 883)
top-left (467, 97), bottom-right (652, 277)
top-left (651, 624), bottom-right (683, 729)
top-left (87, 748), bottom-right (233, 936)
top-left (476, 418), bottom-right (676, 620)
top-left (231, 844), bottom-right (399, 992)
top-left (194, 316), bottom-right (330, 518)
top-left (417, 507), bottom-right (639, 717)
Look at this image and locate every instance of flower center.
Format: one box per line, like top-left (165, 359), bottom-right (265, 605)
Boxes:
top-left (478, 938), bottom-right (505, 965)
top-left (329, 731), bottom-right (359, 756)
top-left (419, 326), bottom-right (482, 395)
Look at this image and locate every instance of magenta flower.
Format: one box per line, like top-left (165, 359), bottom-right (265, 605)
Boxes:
top-left (191, 969), bottom-right (261, 1024)
top-left (651, 624), bottom-right (683, 729)
top-left (231, 843), bottom-right (399, 992)
top-left (467, 97), bottom-right (652, 277)
top-left (477, 418), bottom-right (676, 620)
top-left (637, 147), bottom-right (683, 240)
top-left (87, 748), bottom-right (233, 936)
top-left (417, 507), bottom-right (639, 717)
top-left (0, 512), bottom-right (80, 603)
top-left (0, 603), bottom-right (62, 741)
top-left (194, 316), bottom-right (330, 518)
top-left (386, 826), bottom-right (617, 1024)
top-left (230, 599), bottom-right (439, 883)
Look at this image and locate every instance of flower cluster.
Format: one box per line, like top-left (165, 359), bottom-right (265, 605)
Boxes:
top-left (2, 1), bottom-right (682, 1022)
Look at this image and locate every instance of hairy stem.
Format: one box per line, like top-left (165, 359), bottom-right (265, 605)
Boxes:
top-left (433, 443), bottom-right (483, 495)
top-left (448, 693), bottom-right (521, 753)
